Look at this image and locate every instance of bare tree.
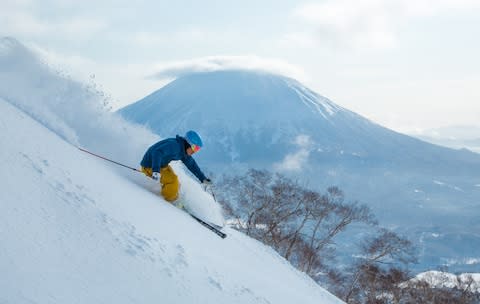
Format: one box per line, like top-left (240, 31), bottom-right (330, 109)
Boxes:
top-left (217, 169), bottom-right (376, 280)
top-left (343, 229), bottom-right (417, 303)
top-left (299, 187), bottom-right (376, 277)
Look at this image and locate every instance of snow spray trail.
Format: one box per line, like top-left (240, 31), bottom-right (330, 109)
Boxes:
top-left (0, 37), bottom-right (224, 224)
top-left (0, 37), bottom-right (155, 167)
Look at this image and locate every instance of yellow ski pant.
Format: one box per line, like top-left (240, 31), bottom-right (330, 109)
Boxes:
top-left (141, 165), bottom-right (179, 202)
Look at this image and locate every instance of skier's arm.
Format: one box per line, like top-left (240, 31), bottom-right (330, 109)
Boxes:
top-left (182, 156), bottom-right (207, 182)
top-left (151, 151), bottom-right (165, 173)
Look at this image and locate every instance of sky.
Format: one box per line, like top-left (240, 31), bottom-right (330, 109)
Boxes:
top-left (2, 0), bottom-right (480, 133)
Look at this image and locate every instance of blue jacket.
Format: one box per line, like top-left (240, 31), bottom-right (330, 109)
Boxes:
top-left (141, 135), bottom-right (207, 182)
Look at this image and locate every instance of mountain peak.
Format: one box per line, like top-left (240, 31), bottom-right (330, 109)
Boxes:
top-left (120, 70), bottom-right (347, 136)
top-left (171, 70), bottom-right (342, 119)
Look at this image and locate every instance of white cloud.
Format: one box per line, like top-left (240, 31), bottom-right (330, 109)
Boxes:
top-left (275, 149), bottom-right (310, 171)
top-left (280, 32), bottom-right (317, 48)
top-left (292, 0), bottom-right (401, 50)
top-left (130, 28), bottom-right (211, 48)
top-left (291, 0), bottom-right (480, 50)
top-left (130, 31), bottom-right (169, 47)
top-left (274, 135), bottom-right (312, 172)
top-left (1, 0), bottom-right (109, 43)
top-left (1, 6), bottom-right (47, 36)
top-left (403, 0), bottom-right (480, 16)
top-left (1, 6), bottom-right (107, 40)
top-left (148, 55), bottom-right (308, 82)
top-left (294, 134), bottom-right (312, 147)
top-left (56, 17), bottom-right (107, 38)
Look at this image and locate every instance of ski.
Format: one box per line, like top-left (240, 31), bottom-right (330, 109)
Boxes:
top-left (189, 213), bottom-right (227, 239)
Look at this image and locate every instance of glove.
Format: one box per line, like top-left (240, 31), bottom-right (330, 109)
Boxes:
top-left (151, 172), bottom-right (160, 181)
top-left (202, 178), bottom-right (212, 185)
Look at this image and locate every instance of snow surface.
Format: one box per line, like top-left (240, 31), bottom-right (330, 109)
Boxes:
top-left (412, 271), bottom-right (480, 293)
top-left (0, 37), bottom-right (343, 304)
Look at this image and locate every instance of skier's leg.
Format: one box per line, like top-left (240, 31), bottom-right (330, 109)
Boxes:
top-left (160, 165), bottom-right (179, 202)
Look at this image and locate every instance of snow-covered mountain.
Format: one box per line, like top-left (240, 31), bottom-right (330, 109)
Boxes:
top-left (119, 70), bottom-right (480, 273)
top-left (411, 271), bottom-right (480, 293)
top-left (0, 37), bottom-right (344, 304)
top-left (119, 70), bottom-right (404, 165)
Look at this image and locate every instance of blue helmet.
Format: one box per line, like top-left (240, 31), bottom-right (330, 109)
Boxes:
top-left (184, 130), bottom-right (203, 148)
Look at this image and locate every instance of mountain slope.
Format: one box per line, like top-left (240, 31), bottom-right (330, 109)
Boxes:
top-left (119, 70), bottom-right (480, 273)
top-left (0, 98), bottom-right (342, 303)
top-left (0, 37), bottom-right (343, 304)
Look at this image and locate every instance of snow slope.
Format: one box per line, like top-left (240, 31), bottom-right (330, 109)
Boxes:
top-left (0, 37), bottom-right (343, 304)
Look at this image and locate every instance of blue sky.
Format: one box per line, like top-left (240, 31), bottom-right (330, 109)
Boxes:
top-left (2, 0), bottom-right (480, 133)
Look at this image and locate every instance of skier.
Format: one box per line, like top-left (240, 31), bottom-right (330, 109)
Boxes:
top-left (140, 130), bottom-right (211, 203)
